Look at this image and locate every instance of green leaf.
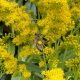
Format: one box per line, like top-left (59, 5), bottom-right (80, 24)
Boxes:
top-left (0, 75), bottom-right (6, 80)
top-left (59, 48), bottom-right (76, 69)
top-left (31, 4), bottom-right (37, 18)
top-left (25, 2), bottom-right (37, 19)
top-left (7, 39), bottom-right (15, 55)
top-left (11, 76), bottom-right (21, 80)
top-left (17, 0), bottom-right (23, 6)
top-left (25, 2), bottom-right (31, 10)
top-left (59, 48), bottom-right (75, 62)
top-left (11, 73), bottom-right (25, 80)
top-left (27, 63), bottom-right (41, 73)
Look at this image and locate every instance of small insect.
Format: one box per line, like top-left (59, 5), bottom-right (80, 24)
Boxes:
top-left (33, 33), bottom-right (44, 51)
top-left (33, 33), bottom-right (48, 51)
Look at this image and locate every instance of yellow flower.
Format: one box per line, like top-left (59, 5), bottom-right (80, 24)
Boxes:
top-left (22, 70), bottom-right (31, 78)
top-left (18, 64), bottom-right (31, 78)
top-left (43, 47), bottom-right (54, 55)
top-left (48, 59), bottom-right (59, 68)
top-left (37, 0), bottom-right (74, 42)
top-left (0, 0), bottom-right (32, 45)
top-left (4, 59), bottom-right (17, 74)
top-left (61, 35), bottom-right (79, 49)
top-left (0, 40), bottom-right (17, 74)
top-left (65, 57), bottom-right (80, 69)
top-left (39, 61), bottom-right (45, 68)
top-left (19, 46), bottom-right (40, 60)
top-left (12, 35), bottom-right (27, 46)
top-left (42, 68), bottom-right (65, 80)
top-left (18, 64), bottom-right (26, 72)
top-left (0, 45), bottom-right (15, 61)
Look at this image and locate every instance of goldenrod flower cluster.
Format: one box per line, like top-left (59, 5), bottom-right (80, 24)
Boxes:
top-left (0, 41), bottom-right (17, 74)
top-left (68, 0), bottom-right (80, 21)
top-left (0, 39), bottom-right (31, 79)
top-left (60, 35), bottom-right (80, 57)
top-left (39, 60), bottom-right (45, 68)
top-left (42, 68), bottom-right (65, 80)
top-left (48, 59), bottom-right (59, 69)
top-left (36, 0), bottom-right (74, 42)
top-left (19, 46), bottom-right (40, 60)
top-left (18, 64), bottom-right (31, 78)
top-left (43, 47), bottom-right (55, 60)
top-left (60, 35), bottom-right (79, 48)
top-left (0, 0), bottom-right (36, 45)
top-left (43, 47), bottom-right (54, 55)
top-left (65, 57), bottom-right (80, 70)
top-left (4, 58), bottom-right (17, 74)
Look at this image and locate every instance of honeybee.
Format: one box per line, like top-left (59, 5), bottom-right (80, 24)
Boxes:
top-left (33, 33), bottom-right (48, 51)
